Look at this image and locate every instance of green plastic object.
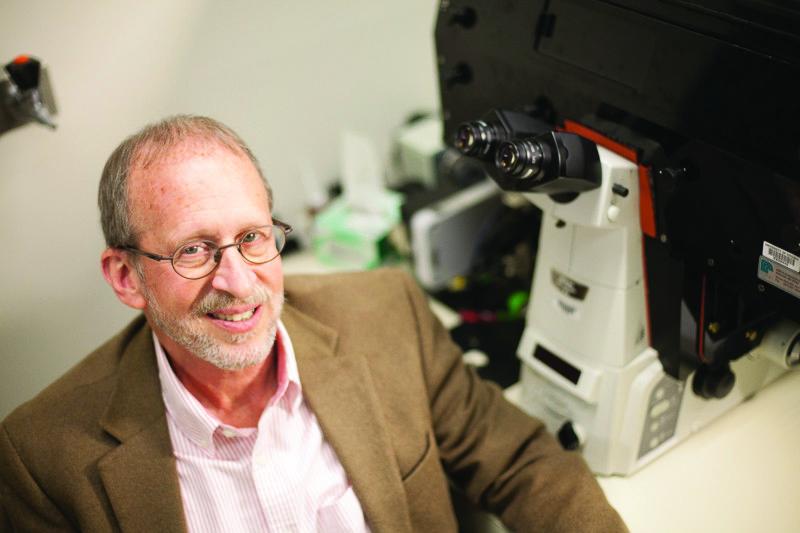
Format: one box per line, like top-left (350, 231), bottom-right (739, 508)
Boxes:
top-left (312, 193), bottom-right (402, 270)
top-left (506, 290), bottom-right (529, 318)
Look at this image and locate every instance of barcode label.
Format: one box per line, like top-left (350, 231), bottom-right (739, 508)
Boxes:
top-left (763, 242), bottom-right (800, 273)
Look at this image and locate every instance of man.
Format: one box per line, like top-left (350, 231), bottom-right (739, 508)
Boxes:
top-left (0, 116), bottom-right (626, 532)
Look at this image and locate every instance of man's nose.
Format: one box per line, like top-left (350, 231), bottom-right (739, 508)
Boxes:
top-left (210, 247), bottom-right (256, 298)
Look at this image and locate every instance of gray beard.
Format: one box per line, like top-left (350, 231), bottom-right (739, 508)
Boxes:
top-left (142, 283), bottom-right (283, 371)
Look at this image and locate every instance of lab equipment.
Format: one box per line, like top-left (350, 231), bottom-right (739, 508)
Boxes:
top-left (436, 0), bottom-right (800, 475)
top-left (411, 177), bottom-right (503, 290)
top-left (391, 114), bottom-right (444, 189)
top-left (312, 132), bottom-right (402, 269)
top-left (1, 55), bottom-right (57, 136)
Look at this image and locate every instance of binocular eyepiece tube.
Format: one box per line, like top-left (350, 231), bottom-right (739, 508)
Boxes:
top-left (454, 120), bottom-right (501, 158)
top-left (453, 111), bottom-right (602, 197)
top-left (495, 139), bottom-right (545, 179)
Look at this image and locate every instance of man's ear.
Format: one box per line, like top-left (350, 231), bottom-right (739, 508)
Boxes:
top-left (101, 248), bottom-right (147, 310)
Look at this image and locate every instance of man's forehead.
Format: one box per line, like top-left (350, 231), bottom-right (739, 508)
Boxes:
top-left (127, 141), bottom-right (260, 197)
top-left (126, 139), bottom-right (269, 240)
top-left (130, 137), bottom-right (245, 173)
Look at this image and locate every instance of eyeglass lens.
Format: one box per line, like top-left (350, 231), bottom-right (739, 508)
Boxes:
top-left (172, 225), bottom-right (287, 279)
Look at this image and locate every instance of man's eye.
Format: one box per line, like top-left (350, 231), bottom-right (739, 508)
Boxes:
top-left (241, 231), bottom-right (262, 244)
top-left (181, 244), bottom-right (203, 255)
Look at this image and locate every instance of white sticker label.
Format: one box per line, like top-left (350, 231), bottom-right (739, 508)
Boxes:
top-left (763, 242), bottom-right (800, 273)
top-left (758, 256), bottom-right (800, 299)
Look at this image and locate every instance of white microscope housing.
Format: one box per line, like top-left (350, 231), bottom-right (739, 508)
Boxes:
top-left (514, 144), bottom-right (795, 475)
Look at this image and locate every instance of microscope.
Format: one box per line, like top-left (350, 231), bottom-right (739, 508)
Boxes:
top-left (437, 1), bottom-right (800, 475)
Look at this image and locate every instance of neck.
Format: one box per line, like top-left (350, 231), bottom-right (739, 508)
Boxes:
top-left (161, 338), bottom-right (278, 428)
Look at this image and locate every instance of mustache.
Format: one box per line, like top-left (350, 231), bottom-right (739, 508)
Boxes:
top-left (193, 285), bottom-right (274, 316)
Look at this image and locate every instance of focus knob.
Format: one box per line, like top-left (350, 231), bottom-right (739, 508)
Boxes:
top-left (557, 421), bottom-right (585, 451)
top-left (692, 364), bottom-right (736, 399)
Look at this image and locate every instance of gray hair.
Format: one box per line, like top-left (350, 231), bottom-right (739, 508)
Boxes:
top-left (98, 115), bottom-right (272, 248)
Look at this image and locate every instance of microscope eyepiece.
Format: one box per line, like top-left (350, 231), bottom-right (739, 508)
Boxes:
top-left (454, 120), bottom-right (498, 157)
top-left (452, 112), bottom-right (600, 195)
top-left (495, 139), bottom-right (544, 178)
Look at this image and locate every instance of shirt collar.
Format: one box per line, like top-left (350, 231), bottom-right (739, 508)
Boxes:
top-left (153, 319), bottom-right (303, 451)
top-left (272, 320), bottom-right (303, 412)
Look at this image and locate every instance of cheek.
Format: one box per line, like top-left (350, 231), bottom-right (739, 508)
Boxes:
top-left (145, 271), bottom-right (203, 312)
top-left (271, 273), bottom-right (284, 295)
top-left (257, 261), bottom-right (283, 292)
top-left (142, 263), bottom-right (174, 286)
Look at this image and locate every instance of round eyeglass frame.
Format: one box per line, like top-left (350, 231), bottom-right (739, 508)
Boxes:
top-left (120, 220), bottom-right (292, 280)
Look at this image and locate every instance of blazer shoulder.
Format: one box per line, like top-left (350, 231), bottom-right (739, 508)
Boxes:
top-left (285, 267), bottom-right (414, 293)
top-left (283, 268), bottom-right (423, 330)
top-left (285, 267), bottom-right (417, 304)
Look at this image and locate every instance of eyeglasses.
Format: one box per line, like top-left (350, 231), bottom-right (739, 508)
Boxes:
top-left (121, 220), bottom-right (292, 280)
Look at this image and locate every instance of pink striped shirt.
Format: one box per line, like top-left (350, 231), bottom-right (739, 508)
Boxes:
top-left (153, 322), bottom-right (370, 532)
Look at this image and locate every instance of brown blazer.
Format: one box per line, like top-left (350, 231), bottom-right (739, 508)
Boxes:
top-left (0, 269), bottom-right (626, 532)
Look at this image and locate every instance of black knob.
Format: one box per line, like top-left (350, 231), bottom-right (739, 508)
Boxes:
top-left (442, 62), bottom-right (472, 89)
top-left (449, 7), bottom-right (477, 28)
top-left (612, 183), bottom-right (629, 197)
top-left (692, 364), bottom-right (736, 399)
top-left (557, 421), bottom-right (581, 450)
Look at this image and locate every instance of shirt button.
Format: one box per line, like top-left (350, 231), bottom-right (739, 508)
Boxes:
top-left (222, 428), bottom-right (237, 438)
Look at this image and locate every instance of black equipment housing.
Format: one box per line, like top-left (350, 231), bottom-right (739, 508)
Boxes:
top-left (436, 0), bottom-right (800, 388)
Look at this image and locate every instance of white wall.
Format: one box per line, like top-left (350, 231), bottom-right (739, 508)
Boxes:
top-left (0, 0), bottom-right (440, 418)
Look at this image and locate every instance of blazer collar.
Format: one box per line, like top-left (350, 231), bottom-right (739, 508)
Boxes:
top-left (98, 316), bottom-right (188, 532)
top-left (281, 304), bottom-right (412, 532)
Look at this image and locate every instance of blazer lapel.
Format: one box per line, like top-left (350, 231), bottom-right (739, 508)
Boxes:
top-left (97, 320), bottom-right (187, 533)
top-left (282, 306), bottom-right (412, 533)
top-left (94, 307), bottom-right (412, 532)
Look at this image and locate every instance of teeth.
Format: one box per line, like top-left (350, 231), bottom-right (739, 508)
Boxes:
top-left (210, 308), bottom-right (256, 322)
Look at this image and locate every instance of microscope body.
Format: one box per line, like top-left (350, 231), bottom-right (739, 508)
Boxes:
top-left (437, 0), bottom-right (800, 476)
top-left (513, 144), bottom-right (788, 475)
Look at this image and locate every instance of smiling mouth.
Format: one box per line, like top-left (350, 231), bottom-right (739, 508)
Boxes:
top-left (208, 307), bottom-right (257, 322)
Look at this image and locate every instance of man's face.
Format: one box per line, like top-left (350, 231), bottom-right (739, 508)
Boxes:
top-left (128, 142), bottom-right (284, 371)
